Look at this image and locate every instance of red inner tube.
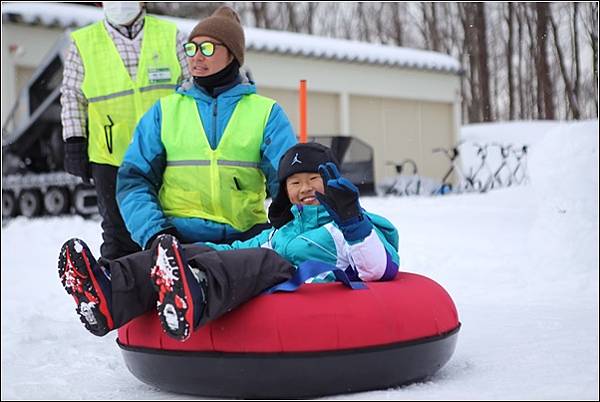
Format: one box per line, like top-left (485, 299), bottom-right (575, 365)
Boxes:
top-left (118, 272), bottom-right (459, 353)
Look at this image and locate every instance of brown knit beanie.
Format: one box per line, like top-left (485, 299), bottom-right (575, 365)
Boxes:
top-left (188, 6), bottom-right (245, 66)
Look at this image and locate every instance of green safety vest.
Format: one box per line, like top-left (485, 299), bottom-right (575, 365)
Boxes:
top-left (72, 16), bottom-right (181, 166)
top-left (158, 93), bottom-right (276, 231)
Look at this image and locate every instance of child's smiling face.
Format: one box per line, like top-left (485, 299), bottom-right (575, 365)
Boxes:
top-left (285, 172), bottom-right (325, 206)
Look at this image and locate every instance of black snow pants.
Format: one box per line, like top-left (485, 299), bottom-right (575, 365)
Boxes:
top-left (107, 243), bottom-right (294, 329)
top-left (91, 163), bottom-right (141, 260)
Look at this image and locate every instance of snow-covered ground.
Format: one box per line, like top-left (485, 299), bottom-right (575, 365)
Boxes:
top-left (2, 120), bottom-right (598, 400)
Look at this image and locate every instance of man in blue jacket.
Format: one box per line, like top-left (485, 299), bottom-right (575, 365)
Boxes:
top-left (117, 6), bottom-right (297, 249)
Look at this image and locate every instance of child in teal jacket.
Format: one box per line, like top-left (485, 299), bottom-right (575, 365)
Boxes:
top-left (203, 142), bottom-right (400, 283)
top-left (58, 143), bottom-right (399, 344)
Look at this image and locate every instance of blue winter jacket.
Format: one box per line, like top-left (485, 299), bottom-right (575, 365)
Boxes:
top-left (116, 78), bottom-right (297, 248)
top-left (204, 205), bottom-right (400, 283)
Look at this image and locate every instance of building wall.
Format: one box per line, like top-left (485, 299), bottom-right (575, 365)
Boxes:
top-left (348, 96), bottom-right (454, 184)
top-left (246, 51), bottom-right (460, 184)
top-left (258, 87), bottom-right (340, 136)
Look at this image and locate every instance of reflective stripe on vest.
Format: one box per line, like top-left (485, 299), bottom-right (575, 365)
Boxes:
top-left (72, 16), bottom-right (181, 166)
top-left (158, 93), bottom-right (276, 231)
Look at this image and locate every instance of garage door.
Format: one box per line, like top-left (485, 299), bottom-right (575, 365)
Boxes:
top-left (259, 87), bottom-right (339, 137)
top-left (349, 95), bottom-right (455, 185)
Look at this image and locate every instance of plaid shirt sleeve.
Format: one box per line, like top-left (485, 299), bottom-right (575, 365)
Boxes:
top-left (60, 40), bottom-right (88, 140)
top-left (176, 30), bottom-right (191, 82)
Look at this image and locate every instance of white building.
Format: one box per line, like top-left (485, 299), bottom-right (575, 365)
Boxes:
top-left (1, 2), bottom-right (462, 184)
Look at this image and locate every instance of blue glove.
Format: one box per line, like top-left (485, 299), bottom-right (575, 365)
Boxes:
top-left (315, 162), bottom-right (373, 243)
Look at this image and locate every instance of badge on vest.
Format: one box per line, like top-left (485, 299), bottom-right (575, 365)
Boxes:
top-left (148, 67), bottom-right (172, 84)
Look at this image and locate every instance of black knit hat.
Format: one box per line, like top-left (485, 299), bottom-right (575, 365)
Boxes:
top-left (268, 143), bottom-right (339, 228)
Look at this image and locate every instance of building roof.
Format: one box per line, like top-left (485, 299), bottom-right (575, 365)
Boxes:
top-left (2, 2), bottom-right (461, 74)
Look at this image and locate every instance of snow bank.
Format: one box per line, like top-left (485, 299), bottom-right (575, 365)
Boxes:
top-left (527, 120), bottom-right (599, 290)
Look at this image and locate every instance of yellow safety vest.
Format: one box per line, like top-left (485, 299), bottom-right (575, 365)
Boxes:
top-left (158, 93), bottom-right (276, 231)
top-left (72, 16), bottom-right (181, 166)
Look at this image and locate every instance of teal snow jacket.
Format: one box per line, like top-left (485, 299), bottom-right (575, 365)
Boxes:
top-left (204, 204), bottom-right (400, 282)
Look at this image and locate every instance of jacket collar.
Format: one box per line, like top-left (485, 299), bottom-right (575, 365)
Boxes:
top-left (289, 204), bottom-right (333, 229)
top-left (177, 71), bottom-right (256, 103)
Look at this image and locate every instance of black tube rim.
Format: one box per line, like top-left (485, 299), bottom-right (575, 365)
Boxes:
top-left (117, 324), bottom-right (461, 398)
top-left (117, 324), bottom-right (461, 358)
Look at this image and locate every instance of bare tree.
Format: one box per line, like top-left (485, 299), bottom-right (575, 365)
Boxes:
top-left (517, 4), bottom-right (525, 119)
top-left (459, 4), bottom-right (481, 122)
top-left (572, 3), bottom-right (581, 106)
top-left (388, 2), bottom-right (405, 46)
top-left (506, 3), bottom-right (516, 120)
top-left (371, 3), bottom-right (386, 43)
top-left (421, 3), bottom-right (442, 52)
top-left (475, 3), bottom-right (493, 121)
top-left (216, 2), bottom-right (596, 122)
top-left (416, 3), bottom-right (430, 49)
top-left (437, 3), bottom-right (458, 55)
top-left (247, 2), bottom-right (280, 29)
top-left (306, 2), bottom-right (318, 35)
top-left (586, 2), bottom-right (599, 114)
top-left (285, 3), bottom-right (300, 32)
top-left (145, 2), bottom-right (220, 19)
top-left (550, 8), bottom-right (581, 119)
top-left (357, 2), bottom-right (372, 42)
top-left (337, 3), bottom-right (357, 40)
top-left (522, 5), bottom-right (540, 119)
top-left (535, 3), bottom-right (555, 119)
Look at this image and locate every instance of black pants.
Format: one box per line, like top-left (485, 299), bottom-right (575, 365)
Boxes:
top-left (108, 243), bottom-right (294, 329)
top-left (91, 163), bottom-right (141, 260)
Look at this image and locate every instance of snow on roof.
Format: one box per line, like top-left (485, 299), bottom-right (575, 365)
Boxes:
top-left (2, 2), bottom-right (461, 74)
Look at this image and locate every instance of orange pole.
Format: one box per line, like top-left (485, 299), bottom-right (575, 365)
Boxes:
top-left (299, 79), bottom-right (307, 143)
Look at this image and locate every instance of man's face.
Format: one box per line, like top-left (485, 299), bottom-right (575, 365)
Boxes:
top-left (285, 172), bottom-right (325, 206)
top-left (186, 35), bottom-right (233, 77)
top-left (102, 2), bottom-right (142, 26)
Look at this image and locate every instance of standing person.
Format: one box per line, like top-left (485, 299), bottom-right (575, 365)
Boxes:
top-left (61, 2), bottom-right (190, 261)
top-left (116, 6), bottom-right (297, 251)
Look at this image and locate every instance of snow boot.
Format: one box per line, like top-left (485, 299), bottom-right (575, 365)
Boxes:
top-left (58, 238), bottom-right (113, 336)
top-left (150, 234), bottom-right (205, 342)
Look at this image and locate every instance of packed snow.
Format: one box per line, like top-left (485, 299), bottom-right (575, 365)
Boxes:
top-left (1, 120), bottom-right (598, 400)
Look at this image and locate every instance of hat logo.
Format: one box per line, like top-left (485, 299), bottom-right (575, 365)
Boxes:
top-left (291, 153), bottom-right (302, 165)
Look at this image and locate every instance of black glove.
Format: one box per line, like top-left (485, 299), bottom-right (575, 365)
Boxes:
top-left (315, 162), bottom-right (372, 242)
top-left (268, 191), bottom-right (293, 229)
top-left (64, 137), bottom-right (91, 182)
top-left (146, 227), bottom-right (184, 250)
top-left (315, 162), bottom-right (362, 223)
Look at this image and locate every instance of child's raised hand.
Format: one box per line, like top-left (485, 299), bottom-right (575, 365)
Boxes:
top-left (315, 162), bottom-right (361, 225)
top-left (316, 163), bottom-right (372, 242)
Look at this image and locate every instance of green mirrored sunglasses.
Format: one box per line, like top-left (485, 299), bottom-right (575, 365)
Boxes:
top-left (183, 41), bottom-right (224, 57)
